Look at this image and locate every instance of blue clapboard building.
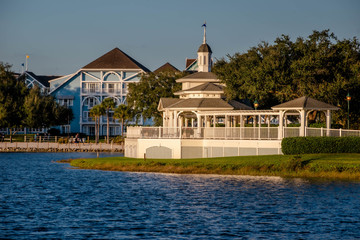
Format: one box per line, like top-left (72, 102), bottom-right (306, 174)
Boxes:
top-left (48, 48), bottom-right (150, 135)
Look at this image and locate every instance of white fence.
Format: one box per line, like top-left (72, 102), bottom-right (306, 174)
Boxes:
top-left (127, 127), bottom-right (279, 140)
top-left (127, 126), bottom-right (360, 140)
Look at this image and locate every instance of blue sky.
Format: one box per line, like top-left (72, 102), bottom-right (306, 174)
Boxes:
top-left (1, 0), bottom-right (359, 75)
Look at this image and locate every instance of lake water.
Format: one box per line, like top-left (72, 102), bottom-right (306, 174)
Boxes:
top-left (1, 153), bottom-right (359, 239)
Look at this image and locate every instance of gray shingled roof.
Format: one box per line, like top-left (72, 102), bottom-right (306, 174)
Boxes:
top-left (271, 96), bottom-right (339, 110)
top-left (186, 59), bottom-right (196, 68)
top-left (228, 100), bottom-right (254, 110)
top-left (177, 72), bottom-right (219, 83)
top-left (197, 43), bottom-right (212, 53)
top-left (161, 98), bottom-right (233, 110)
top-left (83, 48), bottom-right (150, 72)
top-left (159, 98), bottom-right (182, 109)
top-left (153, 62), bottom-right (179, 74)
top-left (21, 72), bottom-right (61, 88)
top-left (184, 82), bottom-right (223, 92)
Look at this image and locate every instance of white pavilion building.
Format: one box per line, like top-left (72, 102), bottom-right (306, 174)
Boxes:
top-left (125, 26), bottom-right (346, 159)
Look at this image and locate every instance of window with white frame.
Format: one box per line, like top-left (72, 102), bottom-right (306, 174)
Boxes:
top-left (89, 126), bottom-right (95, 136)
top-left (107, 83), bottom-right (118, 93)
top-left (83, 111), bottom-right (94, 122)
top-left (61, 125), bottom-right (70, 134)
top-left (85, 98), bottom-right (97, 108)
top-left (58, 99), bottom-right (73, 107)
top-left (87, 83), bottom-right (100, 93)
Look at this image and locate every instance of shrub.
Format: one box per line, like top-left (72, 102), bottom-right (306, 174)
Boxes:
top-left (308, 122), bottom-right (326, 128)
top-left (48, 128), bottom-right (60, 135)
top-left (112, 136), bottom-right (124, 144)
top-left (282, 137), bottom-right (360, 155)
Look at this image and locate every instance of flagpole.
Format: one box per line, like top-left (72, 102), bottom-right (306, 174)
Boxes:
top-left (202, 21), bottom-right (207, 44)
top-left (25, 55), bottom-right (29, 71)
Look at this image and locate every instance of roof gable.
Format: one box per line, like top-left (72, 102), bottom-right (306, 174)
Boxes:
top-left (162, 98), bottom-right (233, 110)
top-left (272, 96), bottom-right (339, 110)
top-left (185, 82), bottom-right (223, 92)
top-left (20, 71), bottom-right (61, 88)
top-left (83, 48), bottom-right (150, 72)
top-left (153, 62), bottom-right (179, 74)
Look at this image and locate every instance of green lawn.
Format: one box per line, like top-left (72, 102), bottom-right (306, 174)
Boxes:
top-left (65, 153), bottom-right (360, 181)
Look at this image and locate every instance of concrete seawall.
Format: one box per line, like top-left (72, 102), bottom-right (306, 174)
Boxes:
top-left (0, 142), bottom-right (124, 153)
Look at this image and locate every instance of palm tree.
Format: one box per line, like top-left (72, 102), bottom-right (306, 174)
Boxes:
top-left (100, 98), bottom-right (116, 144)
top-left (114, 104), bottom-right (133, 136)
top-left (89, 104), bottom-right (104, 144)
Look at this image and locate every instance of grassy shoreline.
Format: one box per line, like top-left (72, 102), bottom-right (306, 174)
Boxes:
top-left (61, 153), bottom-right (360, 181)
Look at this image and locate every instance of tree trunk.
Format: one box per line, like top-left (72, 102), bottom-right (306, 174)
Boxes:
top-left (121, 119), bottom-right (124, 136)
top-left (106, 109), bottom-right (110, 144)
top-left (97, 117), bottom-right (100, 144)
top-left (95, 116), bottom-right (98, 144)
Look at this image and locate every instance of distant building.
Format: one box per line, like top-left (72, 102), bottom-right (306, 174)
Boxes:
top-left (49, 47), bottom-right (150, 135)
top-left (185, 58), bottom-right (197, 72)
top-left (153, 62), bottom-right (179, 74)
top-left (17, 71), bottom-right (61, 94)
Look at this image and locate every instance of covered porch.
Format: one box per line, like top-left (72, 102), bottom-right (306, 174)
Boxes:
top-left (128, 96), bottom-right (360, 140)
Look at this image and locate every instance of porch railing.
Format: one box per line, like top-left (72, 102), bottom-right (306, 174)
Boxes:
top-left (127, 127), bottom-right (279, 140)
top-left (127, 126), bottom-right (360, 140)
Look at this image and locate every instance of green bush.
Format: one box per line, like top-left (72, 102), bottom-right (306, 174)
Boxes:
top-left (112, 136), bottom-right (124, 144)
top-left (308, 122), bottom-right (326, 128)
top-left (282, 137), bottom-right (360, 155)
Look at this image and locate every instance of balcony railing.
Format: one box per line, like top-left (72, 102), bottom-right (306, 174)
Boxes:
top-left (82, 88), bottom-right (100, 94)
top-left (82, 88), bottom-right (127, 95)
top-left (82, 117), bottom-right (94, 123)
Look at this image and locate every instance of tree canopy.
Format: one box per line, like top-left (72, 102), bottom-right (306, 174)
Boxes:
top-left (100, 98), bottom-right (116, 143)
top-left (213, 30), bottom-right (360, 128)
top-left (114, 104), bottom-right (133, 136)
top-left (127, 70), bottom-right (187, 126)
top-left (0, 62), bottom-right (74, 133)
top-left (0, 63), bottom-right (27, 130)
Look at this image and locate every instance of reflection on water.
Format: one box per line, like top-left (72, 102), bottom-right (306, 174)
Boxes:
top-left (1, 153), bottom-right (360, 239)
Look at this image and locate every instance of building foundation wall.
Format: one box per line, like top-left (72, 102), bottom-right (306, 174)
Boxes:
top-left (125, 138), bottom-right (282, 159)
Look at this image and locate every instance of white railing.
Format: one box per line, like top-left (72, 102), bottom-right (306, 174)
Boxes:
top-left (283, 127), bottom-right (300, 138)
top-left (82, 117), bottom-right (94, 123)
top-left (102, 89), bottom-right (122, 94)
top-left (127, 127), bottom-right (279, 140)
top-left (126, 126), bottom-right (360, 140)
top-left (82, 88), bottom-right (101, 94)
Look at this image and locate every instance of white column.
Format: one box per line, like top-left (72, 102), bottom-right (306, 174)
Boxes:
top-left (278, 111), bottom-right (284, 139)
top-left (241, 115), bottom-right (245, 127)
top-left (226, 115), bottom-right (230, 128)
top-left (206, 115), bottom-right (211, 128)
top-left (163, 112), bottom-right (167, 128)
top-left (169, 110), bottom-right (173, 128)
top-left (300, 110), bottom-right (306, 137)
top-left (258, 114), bottom-right (261, 139)
top-left (179, 116), bottom-right (183, 127)
top-left (197, 114), bottom-right (201, 137)
top-left (173, 111), bottom-right (178, 128)
top-left (185, 118), bottom-right (189, 128)
top-left (326, 110), bottom-right (331, 136)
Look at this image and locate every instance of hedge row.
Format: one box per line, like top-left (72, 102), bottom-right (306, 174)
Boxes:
top-left (281, 137), bottom-right (360, 155)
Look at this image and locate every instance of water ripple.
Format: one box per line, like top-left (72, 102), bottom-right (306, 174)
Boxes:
top-left (1, 153), bottom-right (360, 239)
